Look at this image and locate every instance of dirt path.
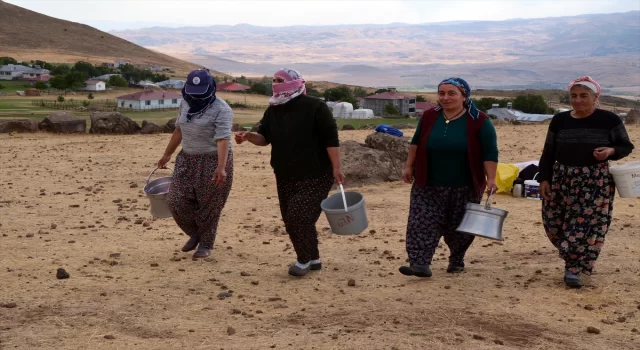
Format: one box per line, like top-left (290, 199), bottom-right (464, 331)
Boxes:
top-left (1, 125), bottom-right (639, 350)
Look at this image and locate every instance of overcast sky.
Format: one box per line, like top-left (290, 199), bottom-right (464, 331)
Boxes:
top-left (6, 0), bottom-right (640, 31)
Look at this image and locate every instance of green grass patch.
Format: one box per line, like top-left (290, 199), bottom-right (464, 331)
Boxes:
top-left (334, 118), bottom-right (418, 128)
top-left (0, 80), bottom-right (33, 93)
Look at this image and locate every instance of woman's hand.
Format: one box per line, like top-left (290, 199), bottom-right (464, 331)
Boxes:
top-left (485, 178), bottom-right (498, 195)
top-left (234, 131), bottom-right (249, 144)
top-left (402, 166), bottom-right (414, 184)
top-left (540, 180), bottom-right (552, 201)
top-left (157, 154), bottom-right (171, 169)
top-left (333, 168), bottom-right (346, 185)
top-left (593, 147), bottom-right (615, 161)
top-left (213, 167), bottom-right (227, 187)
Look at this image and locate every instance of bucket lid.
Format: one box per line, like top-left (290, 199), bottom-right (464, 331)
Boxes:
top-left (524, 180), bottom-right (539, 185)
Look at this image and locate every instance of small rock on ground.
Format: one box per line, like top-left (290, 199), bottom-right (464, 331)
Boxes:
top-left (587, 326), bottom-right (601, 334)
top-left (56, 268), bottom-right (70, 279)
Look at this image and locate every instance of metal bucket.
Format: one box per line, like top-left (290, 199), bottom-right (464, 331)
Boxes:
top-left (320, 185), bottom-right (368, 235)
top-left (456, 190), bottom-right (508, 241)
top-left (143, 167), bottom-right (173, 218)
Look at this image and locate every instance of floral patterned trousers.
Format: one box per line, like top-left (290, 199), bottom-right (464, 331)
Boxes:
top-left (542, 162), bottom-right (615, 275)
top-left (166, 151), bottom-right (234, 249)
top-left (405, 186), bottom-right (481, 267)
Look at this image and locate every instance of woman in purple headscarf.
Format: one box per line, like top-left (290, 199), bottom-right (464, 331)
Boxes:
top-left (235, 68), bottom-right (345, 277)
top-left (399, 77), bottom-right (499, 278)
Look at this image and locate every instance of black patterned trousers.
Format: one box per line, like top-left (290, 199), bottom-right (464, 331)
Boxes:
top-left (405, 185), bottom-right (481, 267)
top-left (276, 172), bottom-right (334, 264)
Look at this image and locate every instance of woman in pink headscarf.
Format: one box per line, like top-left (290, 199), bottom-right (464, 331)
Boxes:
top-left (235, 68), bottom-right (345, 277)
top-left (538, 76), bottom-right (634, 288)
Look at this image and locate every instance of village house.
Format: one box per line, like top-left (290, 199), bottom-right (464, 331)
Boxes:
top-left (218, 80), bottom-right (251, 92)
top-left (156, 79), bottom-right (185, 89)
top-left (0, 64), bottom-right (35, 80)
top-left (415, 101), bottom-right (438, 114)
top-left (361, 88), bottom-right (416, 116)
top-left (114, 60), bottom-right (129, 68)
top-left (84, 80), bottom-right (106, 92)
top-left (117, 88), bottom-right (182, 110)
top-left (91, 73), bottom-right (120, 81)
top-left (22, 67), bottom-right (50, 82)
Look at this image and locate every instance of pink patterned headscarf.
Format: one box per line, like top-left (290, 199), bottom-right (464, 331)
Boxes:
top-left (269, 68), bottom-right (306, 106)
top-left (568, 76), bottom-right (601, 107)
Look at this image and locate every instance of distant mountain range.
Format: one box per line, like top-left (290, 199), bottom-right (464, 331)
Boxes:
top-left (111, 11), bottom-right (640, 91)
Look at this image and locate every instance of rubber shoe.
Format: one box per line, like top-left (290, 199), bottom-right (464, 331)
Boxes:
top-left (288, 264), bottom-right (311, 277)
top-left (399, 265), bottom-right (432, 278)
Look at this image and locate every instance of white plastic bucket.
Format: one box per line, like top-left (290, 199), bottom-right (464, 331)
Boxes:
top-left (524, 172), bottom-right (541, 200)
top-left (143, 167), bottom-right (174, 218)
top-left (610, 161), bottom-right (640, 198)
top-left (320, 188), bottom-right (368, 235)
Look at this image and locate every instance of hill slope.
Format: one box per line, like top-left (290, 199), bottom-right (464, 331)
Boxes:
top-left (0, 1), bottom-right (227, 77)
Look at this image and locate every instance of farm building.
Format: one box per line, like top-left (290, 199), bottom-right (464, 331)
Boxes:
top-left (0, 64), bottom-right (34, 80)
top-left (487, 108), bottom-right (553, 122)
top-left (117, 88), bottom-right (182, 110)
top-left (361, 88), bottom-right (416, 116)
top-left (91, 73), bottom-right (120, 81)
top-left (351, 109), bottom-right (375, 119)
top-left (218, 81), bottom-right (250, 92)
top-left (332, 102), bottom-right (354, 118)
top-left (22, 68), bottom-right (50, 82)
top-left (84, 80), bottom-right (106, 91)
top-left (157, 80), bottom-right (186, 89)
top-left (416, 101), bottom-right (438, 114)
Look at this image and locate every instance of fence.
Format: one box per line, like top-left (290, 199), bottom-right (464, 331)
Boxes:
top-left (31, 99), bottom-right (179, 113)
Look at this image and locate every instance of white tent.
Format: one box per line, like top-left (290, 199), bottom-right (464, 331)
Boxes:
top-left (332, 102), bottom-right (354, 119)
top-left (351, 109), bottom-right (375, 119)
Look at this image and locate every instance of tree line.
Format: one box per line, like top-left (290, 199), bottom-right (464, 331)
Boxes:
top-left (0, 56), bottom-right (170, 91)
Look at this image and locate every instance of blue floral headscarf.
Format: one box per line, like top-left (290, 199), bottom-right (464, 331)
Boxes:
top-left (437, 77), bottom-right (480, 120)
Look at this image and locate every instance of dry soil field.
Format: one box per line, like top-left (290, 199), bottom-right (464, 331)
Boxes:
top-left (1, 125), bottom-right (639, 350)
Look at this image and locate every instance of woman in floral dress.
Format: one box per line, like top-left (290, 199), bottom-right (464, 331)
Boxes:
top-left (538, 76), bottom-right (635, 288)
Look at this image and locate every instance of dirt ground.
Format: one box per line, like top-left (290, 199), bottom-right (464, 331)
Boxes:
top-left (1, 125), bottom-right (639, 350)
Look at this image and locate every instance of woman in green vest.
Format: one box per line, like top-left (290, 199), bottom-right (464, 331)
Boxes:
top-left (399, 77), bottom-right (499, 278)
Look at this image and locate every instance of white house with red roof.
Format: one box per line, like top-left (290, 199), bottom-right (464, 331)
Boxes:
top-left (361, 88), bottom-right (416, 116)
top-left (117, 88), bottom-right (183, 110)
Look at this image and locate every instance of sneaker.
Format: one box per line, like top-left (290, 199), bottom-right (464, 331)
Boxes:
top-left (192, 244), bottom-right (210, 259)
top-left (564, 271), bottom-right (583, 288)
top-left (399, 265), bottom-right (432, 278)
top-left (288, 264), bottom-right (311, 277)
top-left (446, 264), bottom-right (465, 273)
top-left (181, 235), bottom-right (200, 252)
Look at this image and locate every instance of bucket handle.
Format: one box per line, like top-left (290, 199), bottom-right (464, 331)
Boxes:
top-left (484, 188), bottom-right (495, 210)
top-left (339, 184), bottom-right (348, 213)
top-left (532, 172), bottom-right (539, 181)
top-left (146, 167), bottom-right (173, 186)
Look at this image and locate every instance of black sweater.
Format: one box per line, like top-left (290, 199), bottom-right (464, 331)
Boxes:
top-left (257, 95), bottom-right (339, 179)
top-left (538, 109), bottom-right (635, 182)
